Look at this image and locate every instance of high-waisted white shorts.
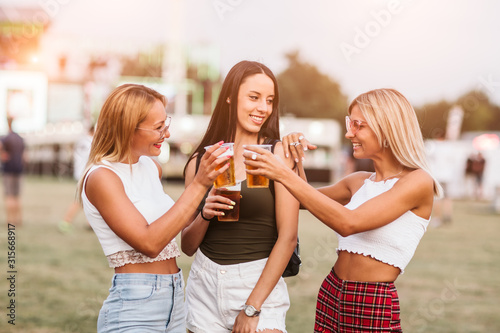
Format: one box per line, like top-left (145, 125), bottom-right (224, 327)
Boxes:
top-left (185, 249), bottom-right (290, 333)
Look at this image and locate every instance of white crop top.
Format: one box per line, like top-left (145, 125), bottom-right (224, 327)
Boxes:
top-left (338, 177), bottom-right (429, 274)
top-left (82, 156), bottom-right (180, 267)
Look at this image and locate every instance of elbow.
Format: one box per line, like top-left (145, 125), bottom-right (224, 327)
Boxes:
top-left (180, 235), bottom-right (197, 257)
top-left (181, 244), bottom-right (196, 257)
top-left (336, 220), bottom-right (357, 237)
top-left (140, 244), bottom-right (163, 258)
top-left (337, 229), bottom-right (353, 238)
top-left (136, 238), bottom-right (166, 258)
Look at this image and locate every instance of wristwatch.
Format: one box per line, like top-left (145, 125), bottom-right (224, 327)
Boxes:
top-left (243, 304), bottom-right (261, 317)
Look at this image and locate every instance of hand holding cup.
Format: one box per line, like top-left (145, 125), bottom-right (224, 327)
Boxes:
top-left (202, 183), bottom-right (240, 221)
top-left (244, 144), bottom-right (272, 188)
top-left (195, 141), bottom-right (231, 188)
top-left (243, 145), bottom-right (289, 184)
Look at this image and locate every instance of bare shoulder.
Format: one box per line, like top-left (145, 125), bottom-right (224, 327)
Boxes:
top-left (85, 166), bottom-right (124, 201)
top-left (344, 171), bottom-right (372, 188)
top-left (273, 141), bottom-right (295, 168)
top-left (395, 168), bottom-right (435, 209)
top-left (86, 166), bottom-right (118, 183)
top-left (273, 141), bottom-right (285, 156)
top-left (318, 171), bottom-right (371, 204)
top-left (398, 168), bottom-right (434, 190)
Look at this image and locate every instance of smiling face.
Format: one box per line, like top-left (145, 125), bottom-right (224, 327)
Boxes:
top-left (130, 99), bottom-right (169, 162)
top-left (234, 73), bottom-right (275, 137)
top-left (345, 104), bottom-right (381, 160)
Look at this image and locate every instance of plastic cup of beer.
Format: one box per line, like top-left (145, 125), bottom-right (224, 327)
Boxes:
top-left (215, 182), bottom-right (241, 222)
top-left (244, 144), bottom-right (272, 188)
top-left (205, 143), bottom-right (236, 188)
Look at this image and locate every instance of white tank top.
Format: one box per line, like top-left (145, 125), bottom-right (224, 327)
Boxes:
top-left (82, 156), bottom-right (180, 267)
top-left (338, 177), bottom-right (429, 274)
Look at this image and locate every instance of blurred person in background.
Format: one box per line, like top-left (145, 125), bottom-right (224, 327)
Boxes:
top-left (78, 84), bottom-right (229, 332)
top-left (465, 151), bottom-right (486, 200)
top-left (58, 124), bottom-right (95, 233)
top-left (245, 88), bottom-right (442, 332)
top-left (0, 115), bottom-right (26, 227)
top-left (181, 60), bottom-right (299, 333)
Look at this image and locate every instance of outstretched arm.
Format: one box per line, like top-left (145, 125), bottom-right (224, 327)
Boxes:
top-left (85, 143), bottom-right (230, 257)
top-left (244, 146), bottom-right (434, 236)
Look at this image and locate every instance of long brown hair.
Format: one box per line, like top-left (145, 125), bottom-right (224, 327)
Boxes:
top-left (184, 60), bottom-right (280, 177)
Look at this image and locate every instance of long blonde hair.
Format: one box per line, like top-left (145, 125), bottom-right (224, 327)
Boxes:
top-left (77, 84), bottom-right (167, 198)
top-left (349, 88), bottom-right (443, 197)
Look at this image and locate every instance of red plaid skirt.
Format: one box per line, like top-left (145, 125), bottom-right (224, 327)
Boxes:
top-left (314, 268), bottom-right (402, 333)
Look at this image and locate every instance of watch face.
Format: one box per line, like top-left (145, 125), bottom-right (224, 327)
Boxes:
top-left (245, 306), bottom-right (255, 316)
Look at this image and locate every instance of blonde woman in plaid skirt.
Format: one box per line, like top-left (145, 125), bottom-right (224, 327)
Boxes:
top-left (245, 88), bottom-right (442, 332)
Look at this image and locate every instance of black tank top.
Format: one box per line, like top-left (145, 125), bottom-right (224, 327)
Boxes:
top-left (194, 140), bottom-right (280, 265)
top-left (199, 179), bottom-right (277, 265)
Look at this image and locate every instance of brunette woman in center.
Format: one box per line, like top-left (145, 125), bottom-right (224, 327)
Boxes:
top-left (182, 60), bottom-right (300, 333)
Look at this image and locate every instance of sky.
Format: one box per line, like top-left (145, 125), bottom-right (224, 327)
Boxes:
top-left (2, 0), bottom-right (500, 107)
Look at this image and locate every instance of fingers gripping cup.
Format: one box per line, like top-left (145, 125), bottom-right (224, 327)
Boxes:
top-left (205, 143), bottom-right (236, 188)
top-left (215, 182), bottom-right (241, 222)
top-left (244, 144), bottom-right (272, 188)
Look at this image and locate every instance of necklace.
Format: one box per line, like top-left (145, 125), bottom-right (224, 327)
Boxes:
top-left (371, 168), bottom-right (404, 183)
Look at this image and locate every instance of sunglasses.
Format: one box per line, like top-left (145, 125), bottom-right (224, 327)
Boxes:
top-left (136, 116), bottom-right (171, 138)
top-left (345, 116), bottom-right (367, 135)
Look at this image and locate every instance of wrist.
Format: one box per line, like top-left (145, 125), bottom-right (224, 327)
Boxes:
top-left (200, 209), bottom-right (212, 221)
top-left (243, 304), bottom-right (261, 317)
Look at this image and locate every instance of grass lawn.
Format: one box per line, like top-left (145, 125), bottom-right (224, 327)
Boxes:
top-left (0, 175), bottom-right (499, 332)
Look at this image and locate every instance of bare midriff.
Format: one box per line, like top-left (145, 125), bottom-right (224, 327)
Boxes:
top-left (334, 250), bottom-right (400, 283)
top-left (114, 258), bottom-right (179, 275)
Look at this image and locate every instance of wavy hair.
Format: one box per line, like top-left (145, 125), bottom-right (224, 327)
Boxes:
top-left (78, 84), bottom-right (166, 197)
top-left (349, 88), bottom-right (443, 197)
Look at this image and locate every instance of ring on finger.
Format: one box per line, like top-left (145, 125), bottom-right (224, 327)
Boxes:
top-left (289, 142), bottom-right (300, 146)
top-left (298, 135), bottom-right (304, 140)
top-left (251, 153), bottom-right (257, 160)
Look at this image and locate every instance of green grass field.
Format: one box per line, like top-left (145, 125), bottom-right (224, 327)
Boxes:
top-left (1, 176), bottom-right (499, 332)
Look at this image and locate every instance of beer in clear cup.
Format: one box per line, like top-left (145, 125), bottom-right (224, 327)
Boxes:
top-left (215, 182), bottom-right (241, 222)
top-left (244, 144), bottom-right (272, 188)
top-left (205, 143), bottom-right (235, 188)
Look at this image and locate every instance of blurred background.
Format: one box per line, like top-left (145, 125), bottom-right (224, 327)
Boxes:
top-left (0, 0), bottom-right (499, 199)
top-left (1, 1), bottom-right (500, 332)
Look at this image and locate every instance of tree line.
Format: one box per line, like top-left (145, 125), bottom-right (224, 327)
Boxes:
top-left (277, 51), bottom-right (500, 139)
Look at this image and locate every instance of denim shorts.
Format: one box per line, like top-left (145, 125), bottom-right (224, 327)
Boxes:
top-left (185, 249), bottom-right (289, 333)
top-left (97, 271), bottom-right (185, 332)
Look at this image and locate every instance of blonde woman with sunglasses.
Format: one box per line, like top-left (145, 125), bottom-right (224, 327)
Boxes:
top-left (78, 84), bottom-right (230, 332)
top-left (244, 88), bottom-right (442, 332)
